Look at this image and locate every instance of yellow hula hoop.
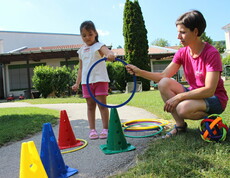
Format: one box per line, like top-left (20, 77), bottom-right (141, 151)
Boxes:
top-left (61, 138), bottom-right (88, 154)
top-left (122, 119), bottom-right (169, 130)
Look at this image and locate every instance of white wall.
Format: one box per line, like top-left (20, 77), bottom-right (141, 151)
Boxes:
top-left (223, 24), bottom-right (230, 55)
top-left (225, 31), bottom-right (230, 53)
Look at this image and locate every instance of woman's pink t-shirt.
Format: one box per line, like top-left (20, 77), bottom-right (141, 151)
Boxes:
top-left (173, 42), bottom-right (228, 110)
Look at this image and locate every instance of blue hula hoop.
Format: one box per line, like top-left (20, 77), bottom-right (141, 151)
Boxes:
top-left (86, 57), bottom-right (137, 108)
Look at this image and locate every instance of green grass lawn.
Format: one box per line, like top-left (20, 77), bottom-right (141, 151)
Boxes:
top-left (1, 82), bottom-right (230, 177)
top-left (0, 107), bottom-right (59, 147)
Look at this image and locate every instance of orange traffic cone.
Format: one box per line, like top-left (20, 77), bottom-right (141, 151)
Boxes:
top-left (19, 141), bottom-right (48, 178)
top-left (58, 110), bottom-right (83, 149)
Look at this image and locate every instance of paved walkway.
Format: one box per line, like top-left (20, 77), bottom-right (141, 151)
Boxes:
top-left (0, 102), bottom-right (160, 178)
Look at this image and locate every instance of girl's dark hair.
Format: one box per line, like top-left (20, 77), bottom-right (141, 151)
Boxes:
top-left (176, 10), bottom-right (206, 36)
top-left (80, 20), bottom-right (99, 42)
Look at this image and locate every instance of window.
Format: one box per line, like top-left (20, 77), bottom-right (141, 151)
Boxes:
top-left (8, 63), bottom-right (45, 91)
top-left (151, 60), bottom-right (185, 82)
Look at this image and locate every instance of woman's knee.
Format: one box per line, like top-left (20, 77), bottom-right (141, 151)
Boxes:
top-left (176, 101), bottom-right (191, 118)
top-left (159, 78), bottom-right (184, 95)
top-left (158, 78), bottom-right (171, 89)
top-left (158, 78), bottom-right (176, 93)
top-left (176, 101), bottom-right (200, 119)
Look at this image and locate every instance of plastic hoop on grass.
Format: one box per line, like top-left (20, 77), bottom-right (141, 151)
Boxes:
top-left (122, 119), bottom-right (169, 131)
top-left (61, 138), bottom-right (88, 154)
top-left (123, 123), bottom-right (163, 138)
top-left (86, 57), bottom-right (137, 108)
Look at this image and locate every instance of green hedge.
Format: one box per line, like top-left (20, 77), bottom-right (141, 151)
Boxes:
top-left (32, 62), bottom-right (127, 98)
top-left (107, 61), bottom-right (126, 92)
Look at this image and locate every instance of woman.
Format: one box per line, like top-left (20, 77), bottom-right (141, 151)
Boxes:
top-left (126, 10), bottom-right (228, 137)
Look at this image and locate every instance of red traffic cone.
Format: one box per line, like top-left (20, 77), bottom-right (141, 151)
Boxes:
top-left (58, 110), bottom-right (83, 149)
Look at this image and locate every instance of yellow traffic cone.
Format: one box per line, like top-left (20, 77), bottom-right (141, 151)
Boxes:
top-left (19, 141), bottom-right (48, 178)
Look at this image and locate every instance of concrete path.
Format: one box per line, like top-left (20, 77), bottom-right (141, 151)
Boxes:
top-left (0, 102), bottom-right (160, 178)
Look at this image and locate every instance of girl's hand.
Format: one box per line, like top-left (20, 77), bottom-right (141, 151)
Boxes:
top-left (72, 83), bottom-right (79, 92)
top-left (126, 64), bottom-right (141, 76)
top-left (99, 46), bottom-right (116, 61)
top-left (106, 53), bottom-right (116, 61)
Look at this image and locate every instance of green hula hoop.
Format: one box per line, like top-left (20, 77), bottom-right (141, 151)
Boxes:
top-left (123, 123), bottom-right (163, 138)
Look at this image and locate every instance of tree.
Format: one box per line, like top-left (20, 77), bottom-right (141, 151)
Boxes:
top-left (151, 38), bottom-right (169, 47)
top-left (123, 0), bottom-right (150, 90)
top-left (201, 32), bottom-right (213, 44)
top-left (201, 32), bottom-right (226, 53)
top-left (213, 41), bottom-right (226, 54)
top-left (222, 55), bottom-right (230, 65)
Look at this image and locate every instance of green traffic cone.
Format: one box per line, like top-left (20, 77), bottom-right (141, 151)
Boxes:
top-left (100, 108), bottom-right (136, 154)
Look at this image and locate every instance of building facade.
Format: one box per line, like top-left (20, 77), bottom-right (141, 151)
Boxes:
top-left (0, 31), bottom-right (178, 99)
top-left (0, 31), bottom-right (83, 98)
top-left (222, 23), bottom-right (230, 56)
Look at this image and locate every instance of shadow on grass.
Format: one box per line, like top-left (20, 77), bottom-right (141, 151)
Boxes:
top-left (115, 128), bottom-right (230, 178)
top-left (0, 114), bottom-right (58, 147)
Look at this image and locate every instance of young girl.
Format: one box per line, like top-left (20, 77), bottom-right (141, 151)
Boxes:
top-left (72, 21), bottom-right (115, 140)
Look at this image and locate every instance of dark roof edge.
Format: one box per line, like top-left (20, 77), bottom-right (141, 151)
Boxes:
top-left (0, 47), bottom-right (80, 56)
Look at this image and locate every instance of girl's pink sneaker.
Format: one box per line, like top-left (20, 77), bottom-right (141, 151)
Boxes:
top-left (89, 129), bottom-right (99, 139)
top-left (99, 129), bottom-right (108, 139)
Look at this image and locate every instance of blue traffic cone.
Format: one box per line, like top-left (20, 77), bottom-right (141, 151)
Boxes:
top-left (40, 123), bottom-right (78, 178)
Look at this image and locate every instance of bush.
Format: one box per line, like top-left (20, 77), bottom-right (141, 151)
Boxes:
top-left (32, 62), bottom-right (127, 97)
top-left (107, 61), bottom-right (126, 92)
top-left (222, 55), bottom-right (230, 65)
top-left (52, 66), bottom-right (71, 97)
top-left (69, 64), bottom-right (82, 95)
top-left (32, 65), bottom-right (54, 98)
top-left (33, 65), bottom-right (75, 98)
top-left (222, 55), bottom-right (230, 77)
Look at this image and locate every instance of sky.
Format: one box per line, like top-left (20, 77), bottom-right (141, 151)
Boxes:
top-left (0, 0), bottom-right (229, 49)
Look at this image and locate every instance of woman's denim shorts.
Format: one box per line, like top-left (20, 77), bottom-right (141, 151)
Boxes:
top-left (183, 87), bottom-right (223, 114)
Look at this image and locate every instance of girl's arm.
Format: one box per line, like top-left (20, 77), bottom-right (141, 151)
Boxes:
top-left (99, 45), bottom-right (115, 61)
top-left (72, 60), bottom-right (82, 92)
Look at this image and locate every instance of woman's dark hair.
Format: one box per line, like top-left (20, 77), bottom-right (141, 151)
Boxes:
top-left (80, 20), bottom-right (99, 42)
top-left (176, 10), bottom-right (206, 36)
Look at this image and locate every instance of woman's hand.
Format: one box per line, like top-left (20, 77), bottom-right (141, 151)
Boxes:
top-left (164, 95), bottom-right (181, 113)
top-left (126, 64), bottom-right (141, 76)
